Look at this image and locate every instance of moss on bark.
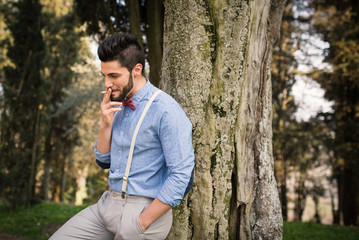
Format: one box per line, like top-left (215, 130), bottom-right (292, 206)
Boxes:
top-left (162, 0), bottom-right (285, 239)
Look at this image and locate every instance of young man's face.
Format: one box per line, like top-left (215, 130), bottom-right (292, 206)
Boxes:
top-left (101, 60), bottom-right (134, 101)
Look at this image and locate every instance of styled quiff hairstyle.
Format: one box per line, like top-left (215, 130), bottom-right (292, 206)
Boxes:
top-left (98, 32), bottom-right (145, 74)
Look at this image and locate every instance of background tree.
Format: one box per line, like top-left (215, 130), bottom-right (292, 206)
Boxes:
top-left (271, 0), bottom-right (299, 221)
top-left (0, 0), bottom-right (45, 208)
top-left (161, 0), bottom-right (285, 239)
top-left (0, 0), bottom-right (12, 165)
top-left (272, 0), bottom-right (342, 224)
top-left (309, 0), bottom-right (359, 226)
top-left (56, 51), bottom-right (107, 205)
top-left (39, 0), bottom-right (83, 202)
top-left (0, 0), bottom-right (11, 78)
top-left (0, 0), bottom-right (87, 207)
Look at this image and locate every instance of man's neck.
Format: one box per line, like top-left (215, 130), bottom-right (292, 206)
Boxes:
top-left (128, 75), bottom-right (147, 98)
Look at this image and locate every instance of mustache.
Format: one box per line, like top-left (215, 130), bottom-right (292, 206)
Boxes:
top-left (100, 88), bottom-right (120, 93)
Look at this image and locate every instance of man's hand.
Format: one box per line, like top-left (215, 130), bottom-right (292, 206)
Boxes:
top-left (138, 198), bottom-right (171, 232)
top-left (100, 88), bottom-right (122, 128)
top-left (97, 88), bottom-right (122, 154)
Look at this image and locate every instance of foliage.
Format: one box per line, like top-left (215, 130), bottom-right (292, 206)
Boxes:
top-left (0, 0), bottom-right (12, 73)
top-left (0, 0), bottom-right (46, 208)
top-left (0, 0), bottom-right (96, 208)
top-left (75, 0), bottom-right (129, 41)
top-left (283, 221), bottom-right (359, 240)
top-left (39, 0), bottom-right (84, 203)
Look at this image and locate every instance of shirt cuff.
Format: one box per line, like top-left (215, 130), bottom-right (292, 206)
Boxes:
top-left (94, 140), bottom-right (111, 163)
top-left (157, 192), bottom-right (181, 207)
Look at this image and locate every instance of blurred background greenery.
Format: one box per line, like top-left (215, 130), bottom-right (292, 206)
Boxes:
top-left (0, 0), bottom-right (358, 238)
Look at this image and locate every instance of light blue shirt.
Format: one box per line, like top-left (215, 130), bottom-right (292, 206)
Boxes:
top-left (94, 81), bottom-right (194, 207)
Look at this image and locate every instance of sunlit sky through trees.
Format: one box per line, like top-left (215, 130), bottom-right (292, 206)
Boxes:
top-left (291, 2), bottom-right (334, 121)
top-left (292, 37), bottom-right (334, 121)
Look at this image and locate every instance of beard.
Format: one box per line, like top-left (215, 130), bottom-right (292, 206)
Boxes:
top-left (110, 74), bottom-right (134, 102)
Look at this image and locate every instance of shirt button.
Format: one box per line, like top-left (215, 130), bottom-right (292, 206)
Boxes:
top-left (119, 150), bottom-right (122, 153)
top-left (126, 113), bottom-right (128, 117)
top-left (120, 131), bottom-right (124, 135)
top-left (115, 169), bottom-right (119, 172)
top-left (111, 180), bottom-right (114, 183)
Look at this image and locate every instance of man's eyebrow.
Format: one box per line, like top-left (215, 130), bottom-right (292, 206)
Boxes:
top-left (100, 72), bottom-right (120, 76)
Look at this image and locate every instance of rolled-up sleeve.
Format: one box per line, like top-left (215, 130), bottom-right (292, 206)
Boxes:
top-left (94, 140), bottom-right (111, 169)
top-left (157, 107), bottom-right (195, 207)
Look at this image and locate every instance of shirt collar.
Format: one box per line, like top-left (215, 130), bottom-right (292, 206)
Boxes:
top-left (130, 79), bottom-right (152, 104)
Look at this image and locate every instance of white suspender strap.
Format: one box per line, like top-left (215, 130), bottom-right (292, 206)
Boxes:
top-left (121, 89), bottom-right (162, 198)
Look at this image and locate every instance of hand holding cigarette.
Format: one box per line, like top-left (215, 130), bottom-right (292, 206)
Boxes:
top-left (100, 88), bottom-right (122, 128)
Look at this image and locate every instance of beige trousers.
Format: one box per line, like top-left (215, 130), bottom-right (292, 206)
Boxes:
top-left (49, 190), bottom-right (172, 240)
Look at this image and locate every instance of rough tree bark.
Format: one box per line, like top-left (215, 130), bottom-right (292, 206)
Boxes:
top-left (161, 0), bottom-right (285, 239)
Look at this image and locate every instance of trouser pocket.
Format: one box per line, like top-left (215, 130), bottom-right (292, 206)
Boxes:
top-left (143, 209), bottom-right (172, 240)
top-left (117, 202), bottom-right (148, 240)
top-left (98, 192), bottom-right (171, 240)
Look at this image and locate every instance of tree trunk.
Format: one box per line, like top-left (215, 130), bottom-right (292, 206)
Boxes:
top-left (313, 196), bottom-right (321, 223)
top-left (161, 0), bottom-right (285, 239)
top-left (52, 143), bottom-right (62, 202)
top-left (127, 0), bottom-right (143, 47)
top-left (146, 0), bottom-right (164, 87)
top-left (277, 89), bottom-right (291, 222)
top-left (294, 177), bottom-right (306, 221)
top-left (75, 163), bottom-right (89, 205)
top-left (340, 166), bottom-right (359, 225)
top-left (280, 177), bottom-right (288, 221)
top-left (27, 104), bottom-right (42, 204)
top-left (330, 186), bottom-right (339, 224)
top-left (43, 123), bottom-right (54, 201)
top-left (60, 156), bottom-right (68, 202)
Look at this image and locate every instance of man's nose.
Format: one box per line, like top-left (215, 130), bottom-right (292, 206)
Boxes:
top-left (104, 77), bottom-right (113, 89)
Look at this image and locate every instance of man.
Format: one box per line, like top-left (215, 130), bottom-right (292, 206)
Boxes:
top-left (50, 32), bottom-right (194, 240)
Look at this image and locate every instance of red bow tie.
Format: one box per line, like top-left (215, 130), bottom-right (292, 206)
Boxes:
top-left (122, 98), bottom-right (135, 110)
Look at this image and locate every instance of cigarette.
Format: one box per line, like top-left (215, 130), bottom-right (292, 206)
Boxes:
top-left (101, 88), bottom-right (112, 94)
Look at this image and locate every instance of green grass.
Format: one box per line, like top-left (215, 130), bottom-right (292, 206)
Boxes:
top-left (284, 221), bottom-right (359, 240)
top-left (1, 202), bottom-right (359, 240)
top-left (0, 202), bottom-right (87, 240)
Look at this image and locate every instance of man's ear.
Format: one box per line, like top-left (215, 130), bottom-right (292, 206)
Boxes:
top-left (132, 63), bottom-right (143, 77)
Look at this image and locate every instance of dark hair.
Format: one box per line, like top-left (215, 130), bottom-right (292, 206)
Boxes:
top-left (98, 32), bottom-right (145, 74)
